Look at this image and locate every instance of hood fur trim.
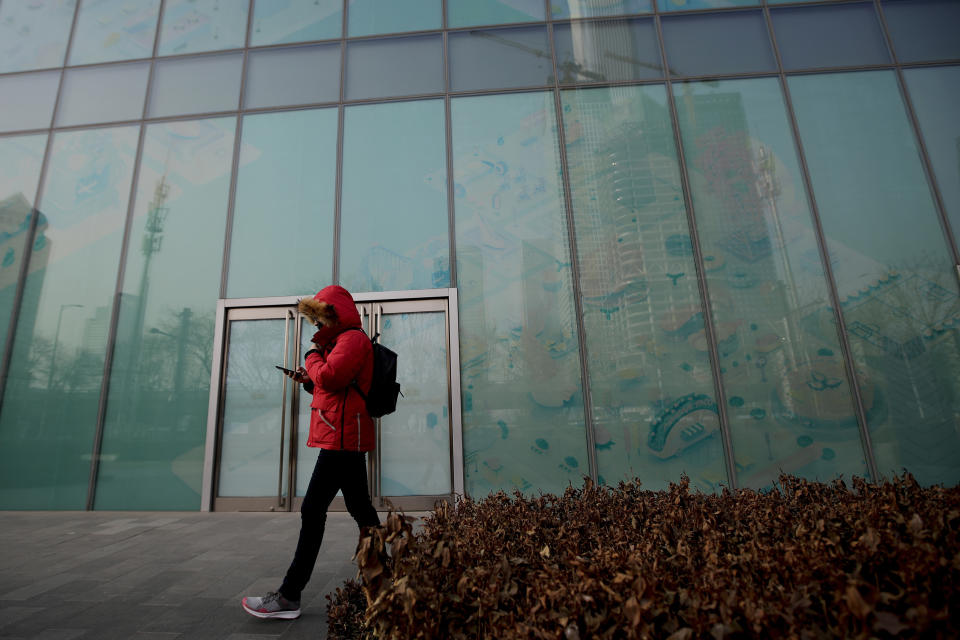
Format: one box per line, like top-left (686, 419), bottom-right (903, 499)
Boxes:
top-left (298, 297), bottom-right (339, 327)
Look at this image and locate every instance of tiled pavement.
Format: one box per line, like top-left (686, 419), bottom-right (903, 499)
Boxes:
top-left (0, 510), bottom-right (405, 639)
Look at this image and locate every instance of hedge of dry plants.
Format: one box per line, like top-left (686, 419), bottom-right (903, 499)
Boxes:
top-left (326, 474), bottom-right (960, 639)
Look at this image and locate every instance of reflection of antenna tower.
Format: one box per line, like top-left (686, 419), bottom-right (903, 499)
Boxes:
top-left (132, 176), bottom-right (170, 343)
top-left (121, 176), bottom-right (169, 420)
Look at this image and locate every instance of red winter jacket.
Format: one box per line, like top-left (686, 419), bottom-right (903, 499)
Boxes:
top-left (297, 286), bottom-right (375, 451)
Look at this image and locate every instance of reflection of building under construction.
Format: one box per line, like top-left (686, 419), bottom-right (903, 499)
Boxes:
top-left (572, 88), bottom-right (697, 397)
top-left (681, 91), bottom-right (803, 366)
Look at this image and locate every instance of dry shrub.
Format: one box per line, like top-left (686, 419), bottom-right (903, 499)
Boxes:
top-left (328, 474), bottom-right (960, 639)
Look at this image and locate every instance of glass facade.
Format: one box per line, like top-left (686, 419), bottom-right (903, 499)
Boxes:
top-left (0, 0), bottom-right (957, 510)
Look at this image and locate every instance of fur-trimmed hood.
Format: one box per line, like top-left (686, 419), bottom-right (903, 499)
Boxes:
top-left (298, 285), bottom-right (362, 347)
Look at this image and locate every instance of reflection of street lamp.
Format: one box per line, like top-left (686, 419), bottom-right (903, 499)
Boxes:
top-left (148, 307), bottom-right (192, 396)
top-left (48, 303), bottom-right (83, 388)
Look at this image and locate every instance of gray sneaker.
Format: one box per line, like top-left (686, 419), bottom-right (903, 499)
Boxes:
top-left (241, 591), bottom-right (301, 619)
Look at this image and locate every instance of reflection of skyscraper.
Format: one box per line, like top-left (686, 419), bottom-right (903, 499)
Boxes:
top-left (0, 194), bottom-right (51, 387)
top-left (572, 88), bottom-right (695, 394)
top-left (81, 305), bottom-right (111, 353)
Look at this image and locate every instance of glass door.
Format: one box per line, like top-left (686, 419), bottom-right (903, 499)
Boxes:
top-left (206, 291), bottom-right (463, 512)
top-left (213, 306), bottom-right (301, 511)
top-left (368, 298), bottom-right (454, 511)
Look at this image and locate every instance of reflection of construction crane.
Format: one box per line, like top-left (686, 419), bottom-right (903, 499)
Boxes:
top-left (468, 28), bottom-right (712, 123)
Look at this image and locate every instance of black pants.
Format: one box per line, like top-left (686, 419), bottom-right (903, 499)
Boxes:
top-left (279, 449), bottom-right (380, 602)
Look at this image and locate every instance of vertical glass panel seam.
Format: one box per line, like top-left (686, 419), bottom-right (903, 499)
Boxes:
top-left (773, 96), bottom-right (880, 482)
top-left (548, 17), bottom-right (597, 483)
top-left (0, 0), bottom-right (80, 481)
top-left (219, 7), bottom-right (256, 299)
top-left (86, 122), bottom-right (148, 510)
top-left (654, 11), bottom-right (738, 490)
top-left (874, 1), bottom-right (960, 270)
top-left (765, 3), bottom-right (878, 481)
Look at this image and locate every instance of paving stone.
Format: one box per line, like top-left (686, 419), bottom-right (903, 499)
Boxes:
top-left (0, 512), bottom-right (372, 640)
top-left (28, 630), bottom-right (87, 640)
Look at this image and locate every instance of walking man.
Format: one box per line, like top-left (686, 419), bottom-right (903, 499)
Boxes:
top-left (242, 285), bottom-right (380, 620)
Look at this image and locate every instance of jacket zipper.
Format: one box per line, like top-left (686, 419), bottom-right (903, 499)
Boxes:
top-left (340, 387), bottom-right (348, 449)
top-left (356, 413), bottom-right (361, 451)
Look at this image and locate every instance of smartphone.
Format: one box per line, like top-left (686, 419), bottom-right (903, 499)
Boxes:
top-left (275, 365), bottom-right (297, 375)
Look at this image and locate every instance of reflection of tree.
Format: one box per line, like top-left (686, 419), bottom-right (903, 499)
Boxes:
top-left (140, 307), bottom-right (215, 397)
top-left (836, 254), bottom-right (960, 483)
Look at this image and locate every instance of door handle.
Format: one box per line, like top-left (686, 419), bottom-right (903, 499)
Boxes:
top-left (277, 309), bottom-right (294, 509)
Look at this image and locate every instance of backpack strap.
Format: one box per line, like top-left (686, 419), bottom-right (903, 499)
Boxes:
top-left (342, 326), bottom-right (372, 398)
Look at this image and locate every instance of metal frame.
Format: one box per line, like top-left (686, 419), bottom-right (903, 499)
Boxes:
top-left (200, 288), bottom-right (463, 512)
top-left (0, 0), bottom-right (958, 509)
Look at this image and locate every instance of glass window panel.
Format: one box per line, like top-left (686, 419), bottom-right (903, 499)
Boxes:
top-left (68, 0), bottom-right (161, 65)
top-left (228, 108), bottom-right (338, 298)
top-left (904, 66), bottom-right (960, 251)
top-left (244, 44), bottom-right (340, 109)
top-left (217, 318), bottom-right (287, 497)
top-left (789, 71), bottom-right (960, 487)
top-left (57, 63), bottom-right (150, 127)
top-left (451, 92), bottom-right (586, 496)
top-left (340, 100), bottom-right (450, 292)
top-left (0, 126), bottom-right (139, 509)
top-left (661, 11), bottom-right (775, 77)
top-left (148, 53), bottom-right (243, 118)
top-left (379, 311), bottom-right (451, 496)
top-left (345, 35), bottom-right (443, 100)
top-left (96, 117), bottom-right (236, 509)
top-left (0, 71), bottom-right (60, 133)
top-left (0, 0), bottom-right (76, 73)
top-left (348, 0), bottom-right (440, 37)
top-left (771, 3), bottom-right (889, 70)
top-left (659, 0), bottom-right (758, 11)
top-left (447, 0), bottom-right (544, 28)
top-left (562, 85), bottom-right (725, 491)
top-left (0, 134), bottom-right (47, 362)
top-left (449, 26), bottom-right (552, 92)
top-left (553, 19), bottom-right (662, 85)
top-left (882, 0), bottom-right (960, 63)
top-left (674, 78), bottom-right (869, 488)
top-left (157, 0), bottom-right (248, 56)
top-left (550, 0), bottom-right (651, 19)
top-left (251, 0), bottom-right (341, 46)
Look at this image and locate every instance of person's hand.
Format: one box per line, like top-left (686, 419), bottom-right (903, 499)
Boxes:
top-left (292, 366), bottom-right (309, 384)
top-left (282, 366), bottom-right (309, 384)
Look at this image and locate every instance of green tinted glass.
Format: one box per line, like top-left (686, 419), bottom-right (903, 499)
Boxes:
top-left (447, 0), bottom-right (544, 28)
top-left (251, 0), bottom-right (342, 46)
top-left (0, 0), bottom-right (76, 73)
top-left (904, 66), bottom-right (960, 252)
top-left (789, 71), bottom-right (960, 487)
top-left (348, 0), bottom-right (440, 36)
top-left (96, 118), bottom-right (236, 510)
top-left (69, 0), bottom-right (161, 65)
top-left (339, 100), bottom-right (450, 292)
top-left (562, 85), bottom-right (724, 492)
top-left (0, 126), bottom-right (139, 509)
top-left (675, 78), bottom-right (869, 488)
top-left (228, 108), bottom-right (338, 298)
top-left (452, 91), bottom-right (586, 496)
top-left (158, 0), bottom-right (249, 56)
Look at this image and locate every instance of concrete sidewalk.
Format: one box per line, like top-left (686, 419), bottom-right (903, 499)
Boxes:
top-left (0, 510), bottom-right (398, 640)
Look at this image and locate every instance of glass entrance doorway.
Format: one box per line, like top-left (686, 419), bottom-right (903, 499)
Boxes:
top-left (201, 290), bottom-right (463, 512)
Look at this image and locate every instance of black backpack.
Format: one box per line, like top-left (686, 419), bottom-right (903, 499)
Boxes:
top-left (346, 327), bottom-right (402, 418)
